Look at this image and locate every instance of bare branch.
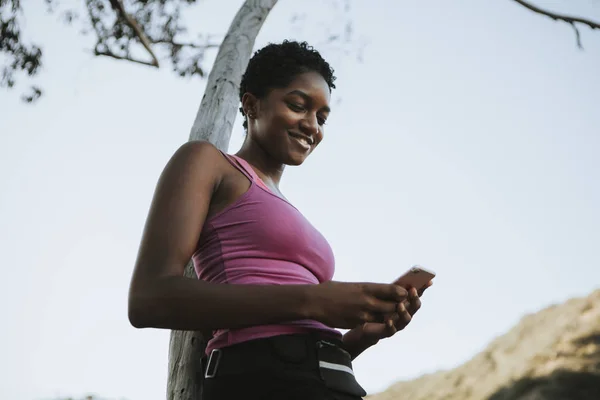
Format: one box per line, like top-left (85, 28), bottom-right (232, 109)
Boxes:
top-left (512, 0), bottom-right (600, 48)
top-left (151, 38), bottom-right (220, 50)
top-left (94, 46), bottom-right (158, 68)
top-left (108, 0), bottom-right (159, 66)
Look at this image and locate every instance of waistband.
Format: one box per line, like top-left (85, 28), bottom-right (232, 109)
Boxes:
top-left (203, 333), bottom-right (344, 379)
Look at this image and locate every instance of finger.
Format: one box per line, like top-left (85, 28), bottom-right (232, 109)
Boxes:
top-left (366, 297), bottom-right (400, 315)
top-left (394, 302), bottom-right (412, 330)
top-left (404, 288), bottom-right (421, 315)
top-left (366, 283), bottom-right (408, 302)
top-left (378, 284), bottom-right (408, 303)
top-left (395, 303), bottom-right (412, 330)
top-left (360, 308), bottom-right (397, 325)
top-left (358, 311), bottom-right (379, 325)
top-left (409, 287), bottom-right (419, 299)
top-left (383, 311), bottom-right (399, 323)
top-left (380, 319), bottom-right (398, 338)
top-left (385, 319), bottom-right (397, 337)
top-left (407, 295), bottom-right (421, 315)
top-left (407, 287), bottom-right (421, 314)
top-left (401, 288), bottom-right (414, 308)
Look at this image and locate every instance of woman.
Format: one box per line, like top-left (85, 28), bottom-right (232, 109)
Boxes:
top-left (128, 40), bottom-right (428, 400)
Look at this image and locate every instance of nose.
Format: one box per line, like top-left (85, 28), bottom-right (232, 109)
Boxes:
top-left (299, 113), bottom-right (319, 136)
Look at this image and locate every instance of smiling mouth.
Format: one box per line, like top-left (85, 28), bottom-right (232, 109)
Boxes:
top-left (288, 131), bottom-right (313, 149)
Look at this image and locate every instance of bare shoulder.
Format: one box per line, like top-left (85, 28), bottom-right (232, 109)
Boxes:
top-left (173, 140), bottom-right (222, 165)
top-left (166, 140), bottom-right (229, 183)
top-left (152, 141), bottom-right (227, 203)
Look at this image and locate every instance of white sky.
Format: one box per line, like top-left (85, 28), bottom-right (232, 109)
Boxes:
top-left (1, 1), bottom-right (599, 399)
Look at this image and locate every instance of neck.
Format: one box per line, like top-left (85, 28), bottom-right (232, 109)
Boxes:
top-left (235, 136), bottom-right (285, 187)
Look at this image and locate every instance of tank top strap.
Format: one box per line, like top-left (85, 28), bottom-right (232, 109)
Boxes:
top-left (219, 151), bottom-right (254, 181)
top-left (229, 154), bottom-right (272, 192)
top-left (229, 154), bottom-right (259, 181)
top-left (219, 151), bottom-right (272, 192)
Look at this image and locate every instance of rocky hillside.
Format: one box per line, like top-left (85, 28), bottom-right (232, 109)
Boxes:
top-left (367, 289), bottom-right (600, 400)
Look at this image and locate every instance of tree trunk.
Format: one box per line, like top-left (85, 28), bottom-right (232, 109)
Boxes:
top-left (166, 1), bottom-right (278, 400)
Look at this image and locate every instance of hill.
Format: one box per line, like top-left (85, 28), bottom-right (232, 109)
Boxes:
top-left (367, 289), bottom-right (600, 400)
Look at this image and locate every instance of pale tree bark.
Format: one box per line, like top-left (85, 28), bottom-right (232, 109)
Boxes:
top-left (166, 1), bottom-right (279, 400)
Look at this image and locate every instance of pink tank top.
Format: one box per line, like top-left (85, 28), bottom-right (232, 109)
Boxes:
top-left (192, 152), bottom-right (341, 354)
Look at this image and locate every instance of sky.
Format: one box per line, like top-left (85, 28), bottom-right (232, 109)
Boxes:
top-left (1, 1), bottom-right (599, 399)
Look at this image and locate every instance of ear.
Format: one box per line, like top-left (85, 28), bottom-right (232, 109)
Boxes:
top-left (241, 92), bottom-right (259, 119)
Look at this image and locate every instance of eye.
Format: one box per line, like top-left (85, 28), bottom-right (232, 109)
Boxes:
top-left (288, 102), bottom-right (306, 112)
top-left (317, 116), bottom-right (327, 126)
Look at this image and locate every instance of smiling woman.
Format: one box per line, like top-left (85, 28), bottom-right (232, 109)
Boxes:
top-left (238, 42), bottom-right (333, 167)
top-left (239, 69), bottom-right (330, 167)
top-left (128, 40), bottom-right (427, 400)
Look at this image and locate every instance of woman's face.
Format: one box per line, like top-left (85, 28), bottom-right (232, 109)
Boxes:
top-left (244, 71), bottom-right (331, 166)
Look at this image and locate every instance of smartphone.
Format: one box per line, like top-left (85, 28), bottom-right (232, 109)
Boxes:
top-left (393, 265), bottom-right (436, 291)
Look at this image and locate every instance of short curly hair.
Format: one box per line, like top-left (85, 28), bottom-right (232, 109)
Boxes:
top-left (239, 40), bottom-right (336, 130)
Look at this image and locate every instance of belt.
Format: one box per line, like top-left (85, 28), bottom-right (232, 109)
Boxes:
top-left (202, 333), bottom-right (368, 398)
top-left (203, 333), bottom-right (341, 379)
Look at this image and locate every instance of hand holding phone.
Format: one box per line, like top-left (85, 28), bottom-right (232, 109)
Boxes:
top-left (375, 265), bottom-right (435, 333)
top-left (393, 265), bottom-right (436, 293)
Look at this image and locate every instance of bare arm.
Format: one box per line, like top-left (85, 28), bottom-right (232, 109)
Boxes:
top-left (128, 141), bottom-right (315, 331)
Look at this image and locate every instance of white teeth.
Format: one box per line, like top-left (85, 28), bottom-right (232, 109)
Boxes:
top-left (291, 135), bottom-right (310, 148)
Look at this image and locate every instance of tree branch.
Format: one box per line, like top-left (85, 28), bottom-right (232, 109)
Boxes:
top-left (151, 39), bottom-right (221, 50)
top-left (94, 46), bottom-right (159, 68)
top-left (108, 0), bottom-right (159, 66)
top-left (512, 0), bottom-right (600, 48)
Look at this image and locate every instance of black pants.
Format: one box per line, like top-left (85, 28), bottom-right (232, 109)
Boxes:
top-left (201, 334), bottom-right (365, 400)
